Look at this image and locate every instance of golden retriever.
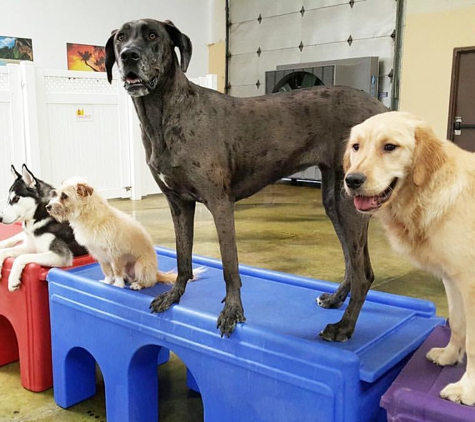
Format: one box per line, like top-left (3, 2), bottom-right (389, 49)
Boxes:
top-left (344, 111), bottom-right (475, 405)
top-left (46, 177), bottom-right (187, 290)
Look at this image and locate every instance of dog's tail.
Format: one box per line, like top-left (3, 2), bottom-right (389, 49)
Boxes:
top-left (156, 270), bottom-right (178, 284)
top-left (156, 267), bottom-right (206, 284)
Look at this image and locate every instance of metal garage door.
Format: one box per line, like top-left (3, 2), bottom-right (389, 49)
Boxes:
top-left (227, 0), bottom-right (399, 109)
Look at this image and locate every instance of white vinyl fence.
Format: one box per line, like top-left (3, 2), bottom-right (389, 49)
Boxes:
top-left (0, 63), bottom-right (217, 206)
top-left (0, 66), bottom-right (26, 205)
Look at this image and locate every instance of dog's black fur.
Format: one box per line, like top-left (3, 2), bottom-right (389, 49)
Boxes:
top-left (105, 19), bottom-right (388, 340)
top-left (5, 165), bottom-right (88, 258)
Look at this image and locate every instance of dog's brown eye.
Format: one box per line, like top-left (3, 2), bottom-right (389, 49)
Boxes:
top-left (384, 144), bottom-right (397, 152)
top-left (352, 144), bottom-right (360, 151)
top-left (149, 32), bottom-right (158, 40)
top-left (51, 190), bottom-right (57, 198)
top-left (117, 33), bottom-right (125, 42)
top-left (60, 192), bottom-right (69, 200)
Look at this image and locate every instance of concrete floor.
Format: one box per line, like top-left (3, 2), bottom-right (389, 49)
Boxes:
top-left (0, 182), bottom-right (447, 421)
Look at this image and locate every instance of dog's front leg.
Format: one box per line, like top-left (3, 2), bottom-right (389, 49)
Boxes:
top-left (0, 232), bottom-right (25, 250)
top-left (208, 199), bottom-right (246, 337)
top-left (427, 278), bottom-right (465, 365)
top-left (150, 197), bottom-right (195, 313)
top-left (0, 245), bottom-right (33, 282)
top-left (98, 261), bottom-right (115, 285)
top-left (8, 251), bottom-right (70, 292)
top-left (439, 279), bottom-right (475, 405)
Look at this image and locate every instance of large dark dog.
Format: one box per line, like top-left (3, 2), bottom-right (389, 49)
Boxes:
top-left (105, 19), bottom-right (387, 341)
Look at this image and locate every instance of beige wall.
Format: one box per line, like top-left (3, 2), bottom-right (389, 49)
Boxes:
top-left (209, 41), bottom-right (226, 93)
top-left (208, 0), bottom-right (226, 93)
top-left (399, 3), bottom-right (475, 139)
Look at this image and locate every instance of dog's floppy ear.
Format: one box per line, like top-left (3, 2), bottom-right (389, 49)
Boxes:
top-left (21, 164), bottom-right (37, 188)
top-left (76, 183), bottom-right (94, 197)
top-left (164, 20), bottom-right (192, 73)
top-left (412, 123), bottom-right (447, 187)
top-left (105, 30), bottom-right (117, 84)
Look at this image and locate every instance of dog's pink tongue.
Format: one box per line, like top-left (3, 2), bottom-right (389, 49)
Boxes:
top-left (353, 196), bottom-right (379, 212)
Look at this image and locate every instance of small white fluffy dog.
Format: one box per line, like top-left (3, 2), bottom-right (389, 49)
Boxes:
top-left (344, 111), bottom-right (475, 405)
top-left (47, 177), bottom-right (181, 290)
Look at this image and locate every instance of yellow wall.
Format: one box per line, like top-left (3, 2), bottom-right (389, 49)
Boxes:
top-left (400, 5), bottom-right (475, 139)
top-left (209, 0), bottom-right (226, 93)
top-left (209, 41), bottom-right (226, 93)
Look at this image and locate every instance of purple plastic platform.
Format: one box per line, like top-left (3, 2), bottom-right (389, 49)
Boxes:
top-left (381, 324), bottom-right (475, 421)
top-left (47, 247), bottom-right (444, 422)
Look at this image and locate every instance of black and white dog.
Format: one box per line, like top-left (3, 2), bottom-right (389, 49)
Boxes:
top-left (0, 165), bottom-right (87, 291)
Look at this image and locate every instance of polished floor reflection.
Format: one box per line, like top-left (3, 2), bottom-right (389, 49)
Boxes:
top-left (0, 182), bottom-right (446, 421)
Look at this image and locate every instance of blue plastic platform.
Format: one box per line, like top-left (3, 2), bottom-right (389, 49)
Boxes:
top-left (47, 247), bottom-right (444, 422)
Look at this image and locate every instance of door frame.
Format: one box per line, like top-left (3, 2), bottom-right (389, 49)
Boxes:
top-left (447, 46), bottom-right (475, 141)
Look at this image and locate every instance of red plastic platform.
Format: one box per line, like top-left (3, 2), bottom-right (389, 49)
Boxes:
top-left (0, 223), bottom-right (95, 392)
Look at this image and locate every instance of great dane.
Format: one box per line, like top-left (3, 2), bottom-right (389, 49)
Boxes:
top-left (105, 19), bottom-right (388, 341)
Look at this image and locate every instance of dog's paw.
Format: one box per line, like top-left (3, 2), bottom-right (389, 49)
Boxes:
top-left (427, 346), bottom-right (463, 366)
top-left (100, 276), bottom-right (114, 285)
top-left (316, 292), bottom-right (345, 309)
top-left (112, 277), bottom-right (125, 288)
top-left (440, 375), bottom-right (475, 405)
top-left (129, 282), bottom-right (144, 290)
top-left (191, 266), bottom-right (206, 281)
top-left (319, 321), bottom-right (354, 342)
top-left (150, 290), bottom-right (181, 313)
top-left (8, 278), bottom-right (21, 292)
top-left (217, 304), bottom-right (246, 338)
top-left (0, 259), bottom-right (6, 279)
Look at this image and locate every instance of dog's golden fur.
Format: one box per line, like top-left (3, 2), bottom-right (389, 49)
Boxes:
top-left (47, 177), bottom-right (177, 289)
top-left (344, 111), bottom-right (475, 405)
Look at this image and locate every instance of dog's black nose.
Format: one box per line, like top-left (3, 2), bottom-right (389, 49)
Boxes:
top-left (120, 47), bottom-right (141, 63)
top-left (345, 173), bottom-right (366, 190)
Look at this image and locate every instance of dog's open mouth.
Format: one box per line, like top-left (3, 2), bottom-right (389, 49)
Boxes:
top-left (124, 72), bottom-right (158, 93)
top-left (353, 178), bottom-right (398, 212)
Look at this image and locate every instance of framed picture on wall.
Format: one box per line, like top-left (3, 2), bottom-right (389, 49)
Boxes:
top-left (0, 36), bottom-right (33, 66)
top-left (67, 43), bottom-right (105, 72)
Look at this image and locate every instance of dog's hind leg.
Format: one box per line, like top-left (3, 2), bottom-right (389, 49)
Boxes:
top-left (150, 197), bottom-right (196, 313)
top-left (317, 168), bottom-right (352, 309)
top-left (207, 198), bottom-right (246, 337)
top-left (317, 167), bottom-right (374, 342)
